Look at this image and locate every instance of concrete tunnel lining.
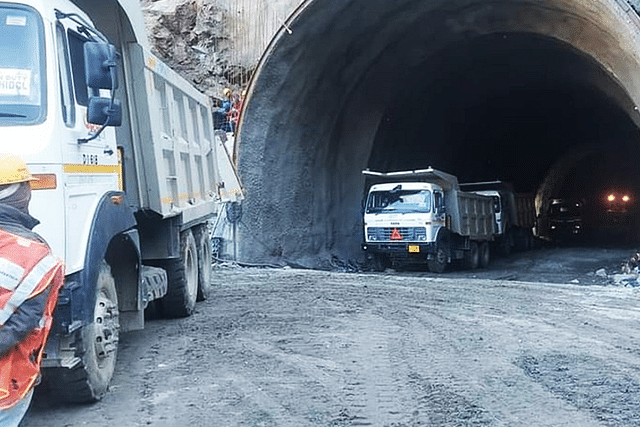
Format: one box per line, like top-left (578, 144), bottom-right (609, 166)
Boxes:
top-left (237, 0), bottom-right (640, 267)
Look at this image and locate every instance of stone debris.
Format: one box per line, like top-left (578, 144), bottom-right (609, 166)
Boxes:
top-left (595, 268), bottom-right (607, 278)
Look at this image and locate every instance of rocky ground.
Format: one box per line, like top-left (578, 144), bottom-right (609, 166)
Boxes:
top-left (21, 245), bottom-right (640, 427)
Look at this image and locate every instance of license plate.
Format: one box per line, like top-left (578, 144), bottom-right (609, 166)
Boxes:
top-left (408, 245), bottom-right (420, 253)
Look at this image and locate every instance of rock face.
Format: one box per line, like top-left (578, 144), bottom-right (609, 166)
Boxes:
top-left (141, 0), bottom-right (239, 101)
top-left (140, 0), bottom-right (303, 102)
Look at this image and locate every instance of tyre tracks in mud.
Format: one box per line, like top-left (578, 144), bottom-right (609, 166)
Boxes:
top-left (23, 267), bottom-right (640, 427)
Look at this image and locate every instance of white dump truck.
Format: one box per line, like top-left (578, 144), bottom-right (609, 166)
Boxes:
top-left (0, 0), bottom-right (243, 402)
top-left (460, 181), bottom-right (536, 255)
top-left (361, 168), bottom-right (495, 272)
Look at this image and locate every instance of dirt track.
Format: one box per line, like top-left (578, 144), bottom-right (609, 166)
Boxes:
top-left (22, 247), bottom-right (640, 427)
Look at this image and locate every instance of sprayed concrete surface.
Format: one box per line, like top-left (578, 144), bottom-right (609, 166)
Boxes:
top-left (22, 247), bottom-right (640, 427)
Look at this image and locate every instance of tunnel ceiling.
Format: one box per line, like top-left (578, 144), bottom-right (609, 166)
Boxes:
top-left (371, 32), bottom-right (639, 192)
top-left (237, 0), bottom-right (640, 266)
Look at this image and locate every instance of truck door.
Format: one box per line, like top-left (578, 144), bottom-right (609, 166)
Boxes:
top-left (67, 29), bottom-right (118, 168)
top-left (434, 191), bottom-right (445, 219)
top-left (57, 23), bottom-right (119, 272)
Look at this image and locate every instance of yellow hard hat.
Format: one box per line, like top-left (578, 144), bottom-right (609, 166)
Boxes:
top-left (0, 154), bottom-right (35, 185)
top-left (223, 88), bottom-right (232, 97)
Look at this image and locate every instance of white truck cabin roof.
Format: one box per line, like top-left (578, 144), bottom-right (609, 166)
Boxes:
top-left (363, 168), bottom-right (459, 191)
top-left (369, 182), bottom-right (439, 192)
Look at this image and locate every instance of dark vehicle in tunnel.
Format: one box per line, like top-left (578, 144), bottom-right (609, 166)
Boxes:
top-left (602, 189), bottom-right (634, 224)
top-left (547, 199), bottom-right (583, 243)
top-left (589, 187), bottom-right (640, 243)
top-left (361, 168), bottom-right (495, 272)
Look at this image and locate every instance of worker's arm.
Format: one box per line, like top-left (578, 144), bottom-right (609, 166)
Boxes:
top-left (0, 287), bottom-right (51, 358)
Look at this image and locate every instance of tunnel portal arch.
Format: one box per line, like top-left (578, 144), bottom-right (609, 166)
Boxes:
top-left (237, 0), bottom-right (640, 267)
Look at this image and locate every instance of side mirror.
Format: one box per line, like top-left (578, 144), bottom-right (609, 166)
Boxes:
top-left (88, 97), bottom-right (122, 126)
top-left (84, 42), bottom-right (118, 90)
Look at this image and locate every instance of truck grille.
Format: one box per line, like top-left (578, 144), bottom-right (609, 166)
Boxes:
top-left (367, 227), bottom-right (427, 241)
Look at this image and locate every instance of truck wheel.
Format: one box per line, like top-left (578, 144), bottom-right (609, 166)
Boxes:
top-left (428, 247), bottom-right (448, 273)
top-left (525, 232), bottom-right (534, 250)
top-left (500, 230), bottom-right (513, 256)
top-left (193, 225), bottom-right (212, 301)
top-left (514, 229), bottom-right (528, 251)
top-left (465, 241), bottom-right (480, 269)
top-left (479, 242), bottom-right (491, 268)
top-left (50, 260), bottom-right (119, 402)
top-left (371, 254), bottom-right (390, 272)
top-left (160, 229), bottom-right (199, 318)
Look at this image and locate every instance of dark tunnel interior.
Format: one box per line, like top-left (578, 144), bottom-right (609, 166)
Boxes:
top-left (368, 32), bottom-right (640, 244)
top-left (370, 33), bottom-right (640, 190)
top-left (238, 1), bottom-right (640, 266)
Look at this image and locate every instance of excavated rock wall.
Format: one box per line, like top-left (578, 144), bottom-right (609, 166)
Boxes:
top-left (140, 0), bottom-right (303, 102)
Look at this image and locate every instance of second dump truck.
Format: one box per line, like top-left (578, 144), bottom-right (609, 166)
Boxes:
top-left (460, 181), bottom-right (536, 255)
top-left (362, 168), bottom-right (495, 272)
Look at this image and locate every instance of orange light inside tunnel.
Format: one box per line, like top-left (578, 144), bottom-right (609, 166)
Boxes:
top-left (30, 174), bottom-right (57, 190)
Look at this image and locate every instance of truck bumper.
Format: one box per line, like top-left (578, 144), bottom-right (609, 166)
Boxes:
top-left (362, 242), bottom-right (435, 256)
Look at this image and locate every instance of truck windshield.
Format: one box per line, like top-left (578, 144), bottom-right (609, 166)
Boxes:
top-left (0, 6), bottom-right (46, 125)
top-left (366, 189), bottom-right (432, 213)
top-left (549, 201), bottom-right (581, 219)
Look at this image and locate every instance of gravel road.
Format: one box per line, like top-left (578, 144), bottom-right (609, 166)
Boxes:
top-left (22, 247), bottom-right (640, 427)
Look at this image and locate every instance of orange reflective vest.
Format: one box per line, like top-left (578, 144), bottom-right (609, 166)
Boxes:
top-left (0, 229), bottom-right (64, 409)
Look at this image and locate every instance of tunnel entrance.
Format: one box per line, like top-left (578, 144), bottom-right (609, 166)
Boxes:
top-left (370, 33), bottom-right (639, 189)
top-left (369, 32), bottom-right (640, 247)
top-left (237, 0), bottom-right (640, 268)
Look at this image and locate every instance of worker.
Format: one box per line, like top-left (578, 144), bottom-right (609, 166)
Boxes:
top-left (0, 154), bottom-right (64, 427)
top-left (214, 87), bottom-right (234, 133)
top-left (228, 88), bottom-right (246, 133)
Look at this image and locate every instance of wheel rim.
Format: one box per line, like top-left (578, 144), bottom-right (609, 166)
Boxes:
top-left (199, 228), bottom-right (212, 297)
top-left (480, 243), bottom-right (490, 267)
top-left (466, 242), bottom-right (479, 269)
top-left (185, 239), bottom-right (198, 300)
top-left (93, 282), bottom-right (118, 370)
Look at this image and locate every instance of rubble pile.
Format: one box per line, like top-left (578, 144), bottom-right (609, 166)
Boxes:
top-left (613, 250), bottom-right (640, 287)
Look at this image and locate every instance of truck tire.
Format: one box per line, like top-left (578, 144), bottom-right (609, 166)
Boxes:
top-left (50, 260), bottom-right (119, 402)
top-left (371, 253), bottom-right (390, 272)
top-left (464, 241), bottom-right (480, 269)
top-left (428, 246), bottom-right (448, 273)
top-left (525, 232), bottom-right (534, 250)
top-left (479, 241), bottom-right (491, 268)
top-left (500, 229), bottom-right (514, 256)
top-left (160, 229), bottom-right (199, 318)
top-left (193, 225), bottom-right (212, 301)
